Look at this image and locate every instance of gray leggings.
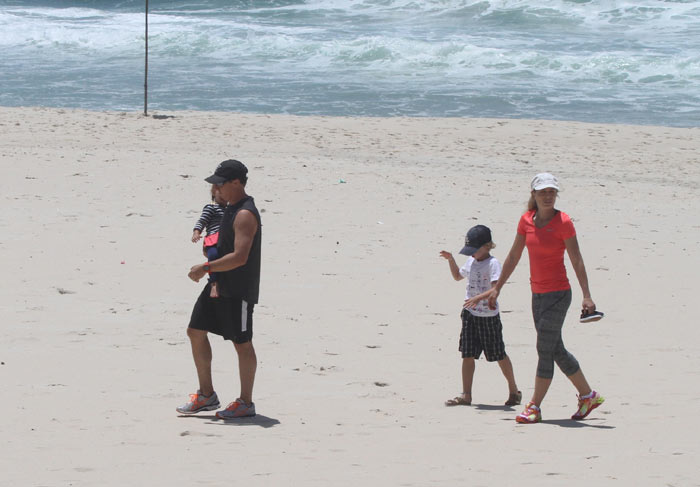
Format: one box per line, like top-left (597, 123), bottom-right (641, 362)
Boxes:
top-left (532, 289), bottom-right (580, 379)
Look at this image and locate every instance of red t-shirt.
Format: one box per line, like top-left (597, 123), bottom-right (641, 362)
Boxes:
top-left (517, 210), bottom-right (576, 293)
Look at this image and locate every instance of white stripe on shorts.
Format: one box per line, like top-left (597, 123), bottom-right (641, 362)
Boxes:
top-left (241, 300), bottom-right (248, 332)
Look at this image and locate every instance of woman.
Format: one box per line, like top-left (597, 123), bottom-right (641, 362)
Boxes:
top-left (487, 173), bottom-right (604, 424)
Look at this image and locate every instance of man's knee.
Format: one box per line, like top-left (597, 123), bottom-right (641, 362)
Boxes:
top-left (187, 327), bottom-right (208, 342)
top-left (234, 340), bottom-right (255, 356)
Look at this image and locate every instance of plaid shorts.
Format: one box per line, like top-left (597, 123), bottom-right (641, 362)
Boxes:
top-left (459, 309), bottom-right (507, 362)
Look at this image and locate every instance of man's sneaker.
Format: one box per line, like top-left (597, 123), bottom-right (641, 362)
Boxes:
top-left (216, 398), bottom-right (256, 419)
top-left (515, 402), bottom-right (542, 424)
top-left (176, 390), bottom-right (220, 414)
top-left (571, 390), bottom-right (604, 420)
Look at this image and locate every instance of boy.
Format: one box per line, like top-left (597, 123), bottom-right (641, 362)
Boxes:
top-left (440, 224), bottom-right (521, 406)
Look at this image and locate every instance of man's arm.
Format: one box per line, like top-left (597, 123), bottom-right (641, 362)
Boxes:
top-left (188, 210), bottom-right (258, 282)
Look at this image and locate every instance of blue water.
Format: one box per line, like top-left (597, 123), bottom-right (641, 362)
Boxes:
top-left (1, 0), bottom-right (699, 126)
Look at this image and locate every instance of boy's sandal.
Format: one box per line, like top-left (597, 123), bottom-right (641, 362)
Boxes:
top-left (445, 395), bottom-right (471, 406)
top-left (505, 391), bottom-right (522, 406)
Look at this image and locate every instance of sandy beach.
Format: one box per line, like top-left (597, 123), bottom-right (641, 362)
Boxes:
top-left (1, 106), bottom-right (699, 486)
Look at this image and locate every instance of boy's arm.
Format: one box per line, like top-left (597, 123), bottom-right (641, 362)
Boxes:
top-left (192, 207), bottom-right (210, 242)
top-left (464, 281), bottom-right (497, 309)
top-left (439, 250), bottom-right (464, 281)
top-left (194, 205), bottom-right (212, 231)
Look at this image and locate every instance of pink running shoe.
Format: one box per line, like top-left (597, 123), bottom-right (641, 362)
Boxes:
top-left (216, 398), bottom-right (256, 419)
top-left (571, 390), bottom-right (605, 420)
top-left (515, 402), bottom-right (542, 424)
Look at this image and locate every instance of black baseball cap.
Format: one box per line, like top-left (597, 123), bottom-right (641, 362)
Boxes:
top-left (204, 159), bottom-right (248, 185)
top-left (459, 225), bottom-right (492, 256)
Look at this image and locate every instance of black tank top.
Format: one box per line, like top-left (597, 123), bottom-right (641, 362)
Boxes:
top-left (216, 196), bottom-right (261, 303)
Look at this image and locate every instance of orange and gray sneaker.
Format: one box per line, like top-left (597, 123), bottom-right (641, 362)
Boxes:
top-left (176, 390), bottom-right (220, 414)
top-left (216, 398), bottom-right (256, 419)
top-left (515, 402), bottom-right (542, 424)
top-left (571, 390), bottom-right (605, 420)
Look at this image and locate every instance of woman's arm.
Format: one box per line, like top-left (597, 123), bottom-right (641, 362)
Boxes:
top-left (564, 235), bottom-right (596, 313)
top-left (487, 233), bottom-right (526, 308)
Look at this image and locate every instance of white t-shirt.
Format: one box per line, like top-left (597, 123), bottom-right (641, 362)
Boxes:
top-left (459, 255), bottom-right (501, 317)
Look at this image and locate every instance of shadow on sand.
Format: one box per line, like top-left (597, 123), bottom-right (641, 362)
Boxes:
top-left (538, 418), bottom-right (614, 429)
top-left (473, 403), bottom-right (517, 412)
top-left (178, 413), bottom-right (281, 428)
top-left (496, 416), bottom-right (614, 429)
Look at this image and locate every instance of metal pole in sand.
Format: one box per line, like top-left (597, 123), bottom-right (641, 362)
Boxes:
top-left (144, 0), bottom-right (149, 116)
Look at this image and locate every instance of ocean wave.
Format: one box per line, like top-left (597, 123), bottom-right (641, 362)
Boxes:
top-left (1, 0), bottom-right (699, 125)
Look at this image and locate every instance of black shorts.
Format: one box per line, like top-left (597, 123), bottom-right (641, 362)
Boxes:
top-left (458, 309), bottom-right (506, 362)
top-left (189, 284), bottom-right (254, 343)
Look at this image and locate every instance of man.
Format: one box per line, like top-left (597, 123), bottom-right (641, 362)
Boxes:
top-left (176, 159), bottom-right (262, 419)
